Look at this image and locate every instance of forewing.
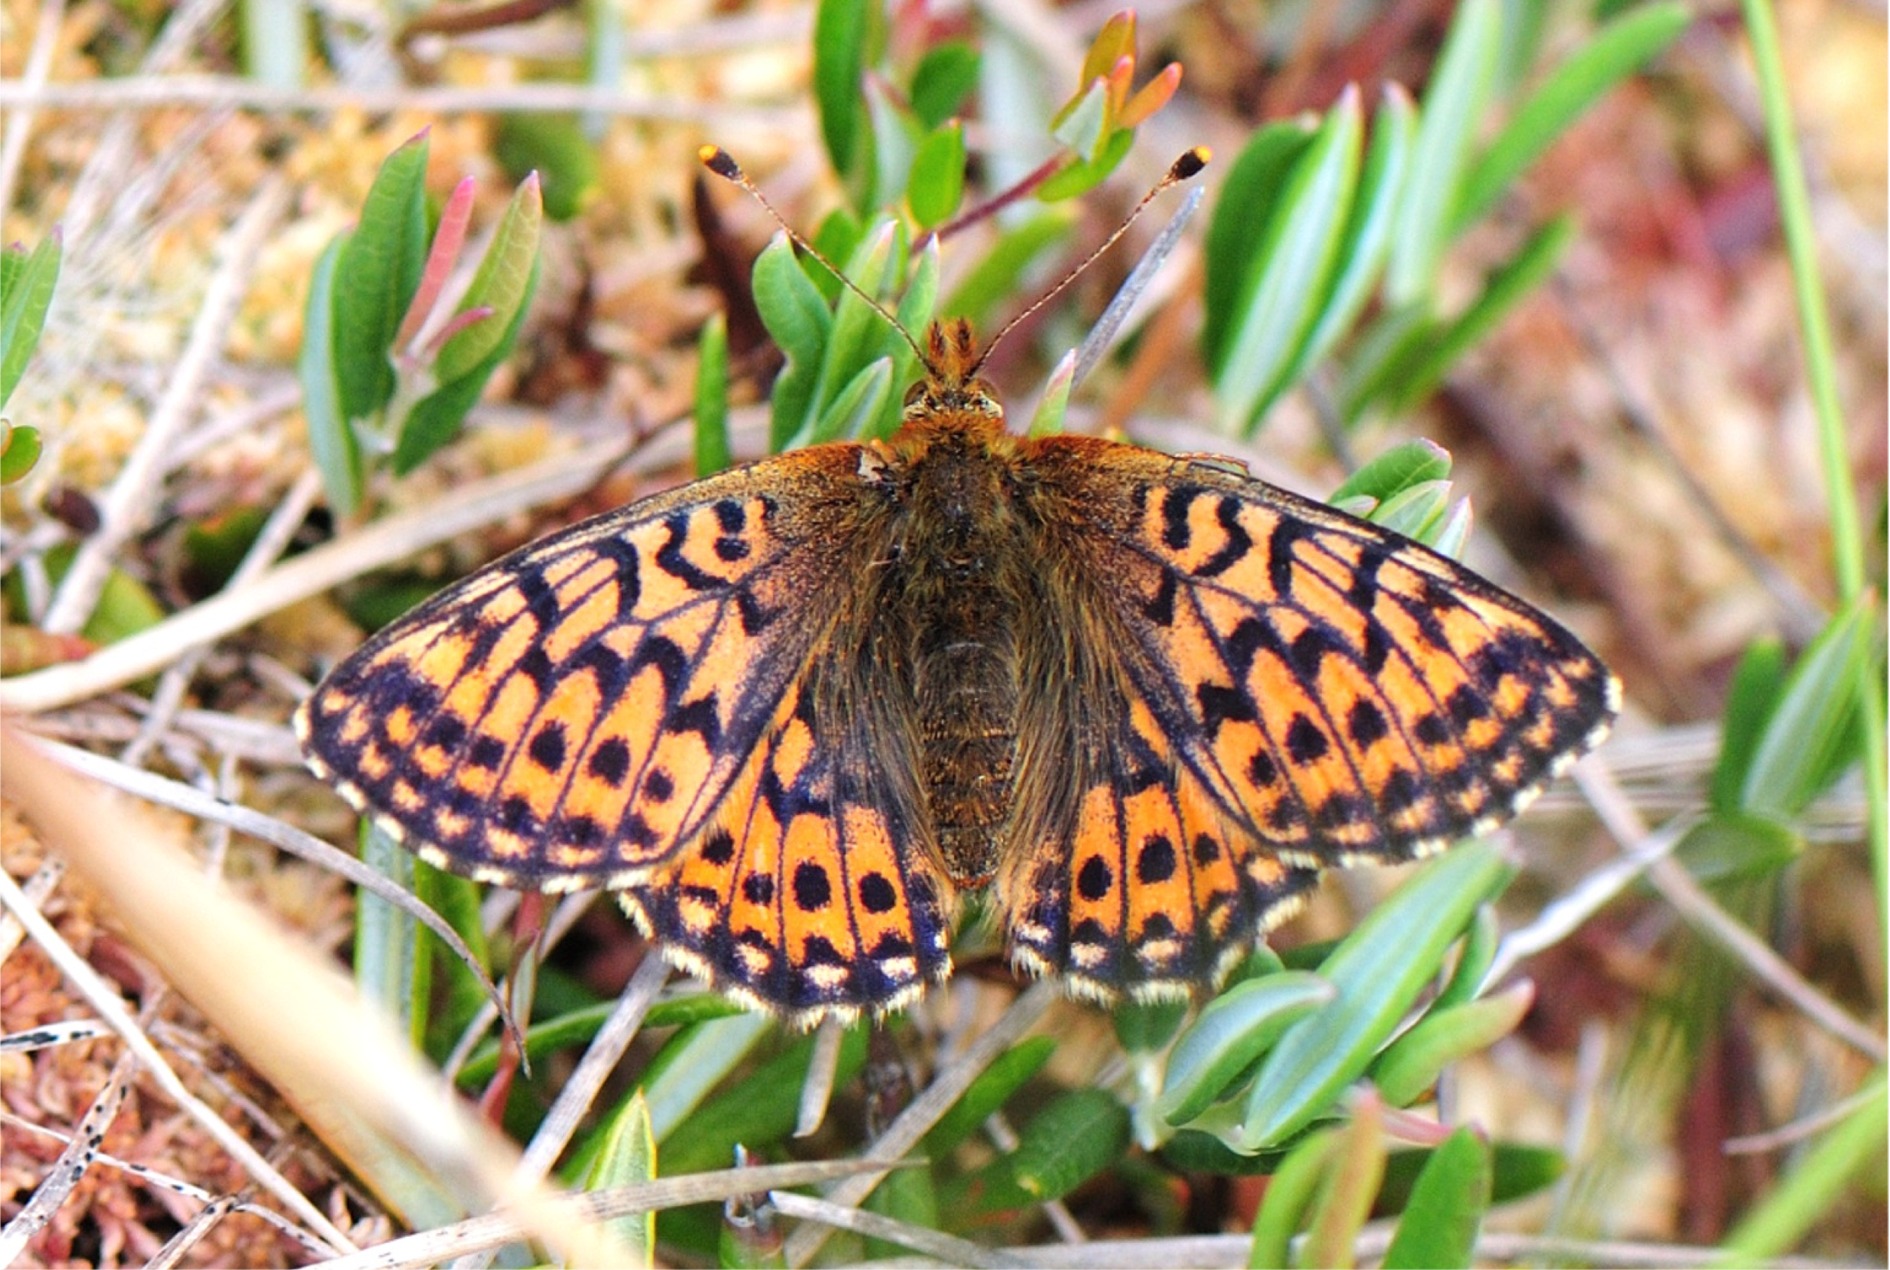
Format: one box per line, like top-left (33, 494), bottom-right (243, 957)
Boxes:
top-left (1022, 435), bottom-right (1618, 868)
top-left (622, 654), bottom-right (955, 1027)
top-left (295, 446), bottom-right (887, 890)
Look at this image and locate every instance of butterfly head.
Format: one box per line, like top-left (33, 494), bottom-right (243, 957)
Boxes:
top-left (903, 317), bottom-right (1002, 426)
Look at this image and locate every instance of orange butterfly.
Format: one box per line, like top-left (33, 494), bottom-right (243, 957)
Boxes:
top-left (297, 309), bottom-right (1617, 1029)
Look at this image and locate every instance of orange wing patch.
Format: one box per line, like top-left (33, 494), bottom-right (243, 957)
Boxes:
top-left (1001, 678), bottom-right (1318, 1002)
top-left (622, 673), bottom-right (955, 1025)
top-left (295, 449), bottom-right (884, 891)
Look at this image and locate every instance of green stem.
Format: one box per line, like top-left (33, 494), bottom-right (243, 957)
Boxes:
top-left (1738, 0), bottom-right (1887, 953)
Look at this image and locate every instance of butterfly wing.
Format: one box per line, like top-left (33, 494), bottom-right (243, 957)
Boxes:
top-left (297, 445), bottom-right (896, 892)
top-left (998, 435), bottom-right (1617, 998)
top-left (622, 647), bottom-right (955, 1026)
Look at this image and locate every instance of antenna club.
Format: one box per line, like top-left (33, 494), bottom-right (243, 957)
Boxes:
top-left (700, 145), bottom-right (743, 182)
top-left (1172, 147), bottom-right (1210, 181)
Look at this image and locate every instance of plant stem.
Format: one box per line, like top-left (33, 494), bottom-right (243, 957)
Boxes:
top-left (1737, 0), bottom-right (1887, 953)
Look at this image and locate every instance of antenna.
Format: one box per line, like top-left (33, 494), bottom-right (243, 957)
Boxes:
top-left (699, 144), bottom-right (1211, 382)
top-left (969, 148), bottom-right (1209, 379)
top-left (699, 146), bottom-right (929, 369)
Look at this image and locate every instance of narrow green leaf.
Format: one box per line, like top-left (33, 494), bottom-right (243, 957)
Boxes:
top-left (1050, 74), bottom-right (1112, 159)
top-left (0, 231), bottom-right (62, 411)
top-left (1385, 212), bottom-right (1575, 414)
top-left (1432, 903), bottom-right (1500, 1013)
top-left (1386, 0), bottom-right (1501, 304)
top-left (1283, 85), bottom-right (1416, 395)
top-left (1115, 998), bottom-right (1190, 1056)
top-left (1675, 812), bottom-right (1804, 884)
top-left (1710, 638), bottom-right (1789, 813)
top-left (435, 173), bottom-right (543, 384)
top-left (583, 1091), bottom-right (657, 1266)
top-left (1215, 86), bottom-right (1365, 434)
top-left (1367, 480), bottom-right (1453, 544)
top-left (1202, 118), bottom-right (1322, 375)
top-left (298, 238), bottom-right (361, 516)
top-left (1335, 300), bottom-right (1437, 424)
top-left (1025, 350), bottom-right (1076, 438)
top-left (864, 1162), bottom-right (938, 1261)
top-left (1740, 597), bottom-right (1872, 819)
top-left (657, 1025), bottom-right (868, 1176)
top-left (693, 312), bottom-right (731, 476)
top-left (754, 234), bottom-right (835, 451)
top-left (643, 1012), bottom-right (773, 1144)
top-left (909, 42), bottom-right (979, 130)
top-left (454, 994), bottom-right (745, 1086)
top-left (1454, 3), bottom-right (1689, 232)
top-left (1381, 1126), bottom-right (1491, 1269)
top-left (923, 1035), bottom-right (1057, 1158)
top-left (1719, 1073), bottom-right (1887, 1265)
top-left (1300, 1093), bottom-right (1386, 1269)
top-left (1239, 841), bottom-right (1513, 1149)
top-left (494, 113), bottom-right (599, 222)
top-left (1034, 128), bottom-right (1135, 202)
top-left (813, 0), bottom-right (872, 186)
top-left (951, 1088), bottom-right (1130, 1213)
top-left (805, 223), bottom-right (901, 443)
top-left (1370, 980), bottom-right (1534, 1108)
top-left (906, 120), bottom-right (966, 230)
top-left (1158, 972), bottom-right (1334, 1126)
top-left (811, 356), bottom-right (892, 444)
top-left (1246, 1128), bottom-right (1338, 1268)
top-left (1379, 1141), bottom-right (1562, 1210)
top-left (393, 272), bottom-right (535, 474)
top-left (333, 133), bottom-right (430, 421)
top-left (353, 821), bottom-right (423, 1048)
top-left (1330, 439), bottom-right (1452, 508)
top-left (0, 422), bottom-right (42, 484)
top-left (941, 210), bottom-right (1072, 327)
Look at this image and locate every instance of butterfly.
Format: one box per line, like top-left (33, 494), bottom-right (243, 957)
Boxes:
top-left (296, 315), bottom-right (1618, 1029)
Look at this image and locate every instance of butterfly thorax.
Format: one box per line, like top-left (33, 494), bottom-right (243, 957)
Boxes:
top-left (878, 370), bottom-right (1030, 889)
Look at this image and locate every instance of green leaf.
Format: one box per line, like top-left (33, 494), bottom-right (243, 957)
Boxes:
top-left (813, 0), bottom-right (873, 188)
top-left (1034, 128), bottom-right (1135, 202)
top-left (805, 223), bottom-right (902, 444)
top-left (393, 270), bottom-right (535, 474)
top-left (1300, 1094), bottom-right (1386, 1269)
top-left (1432, 903), bottom-right (1500, 1013)
top-left (1238, 840), bottom-right (1513, 1149)
top-left (1330, 439), bottom-right (1452, 507)
top-left (693, 311), bottom-right (730, 476)
top-left (811, 356), bottom-right (893, 443)
top-left (1158, 972), bottom-right (1334, 1126)
top-left (353, 821), bottom-right (423, 1048)
top-left (1740, 597), bottom-right (1872, 819)
top-left (864, 1159), bottom-right (937, 1261)
top-left (941, 210), bottom-right (1073, 328)
top-left (333, 133), bottom-right (430, 421)
top-left (1215, 86), bottom-right (1365, 434)
top-left (922, 1035), bottom-right (1056, 1158)
top-left (906, 119), bottom-right (966, 230)
top-left (1710, 638), bottom-right (1789, 813)
top-left (1379, 1141), bottom-right (1562, 1210)
top-left (1720, 1073), bottom-right (1887, 1264)
top-left (1246, 1128), bottom-right (1338, 1268)
top-left (1201, 120), bottom-right (1318, 377)
top-left (1025, 349), bottom-right (1075, 438)
top-left (1674, 812), bottom-right (1804, 884)
top-left (1050, 73), bottom-right (1111, 160)
top-left (582, 1091), bottom-right (656, 1266)
top-left (657, 1025), bottom-right (868, 1176)
top-left (494, 113), bottom-right (599, 222)
top-left (754, 234), bottom-right (835, 451)
top-left (1115, 998), bottom-right (1189, 1055)
top-left (1370, 980), bottom-right (1533, 1108)
top-left (454, 994), bottom-right (745, 1086)
top-left (1336, 300), bottom-right (1437, 423)
top-left (434, 173), bottom-right (543, 384)
top-left (1367, 480), bottom-right (1453, 545)
top-left (909, 42), bottom-right (980, 130)
top-left (643, 1012), bottom-right (773, 1143)
top-left (1282, 86), bottom-right (1416, 395)
top-left (298, 238), bottom-right (361, 516)
top-left (1, 422), bottom-right (42, 484)
top-left (1381, 1127), bottom-right (1490, 1269)
top-left (1384, 212), bottom-right (1575, 414)
top-left (949, 1088), bottom-right (1130, 1213)
top-left (1386, 0), bottom-right (1501, 304)
top-left (0, 230), bottom-right (62, 412)
top-left (1454, 3), bottom-right (1689, 232)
